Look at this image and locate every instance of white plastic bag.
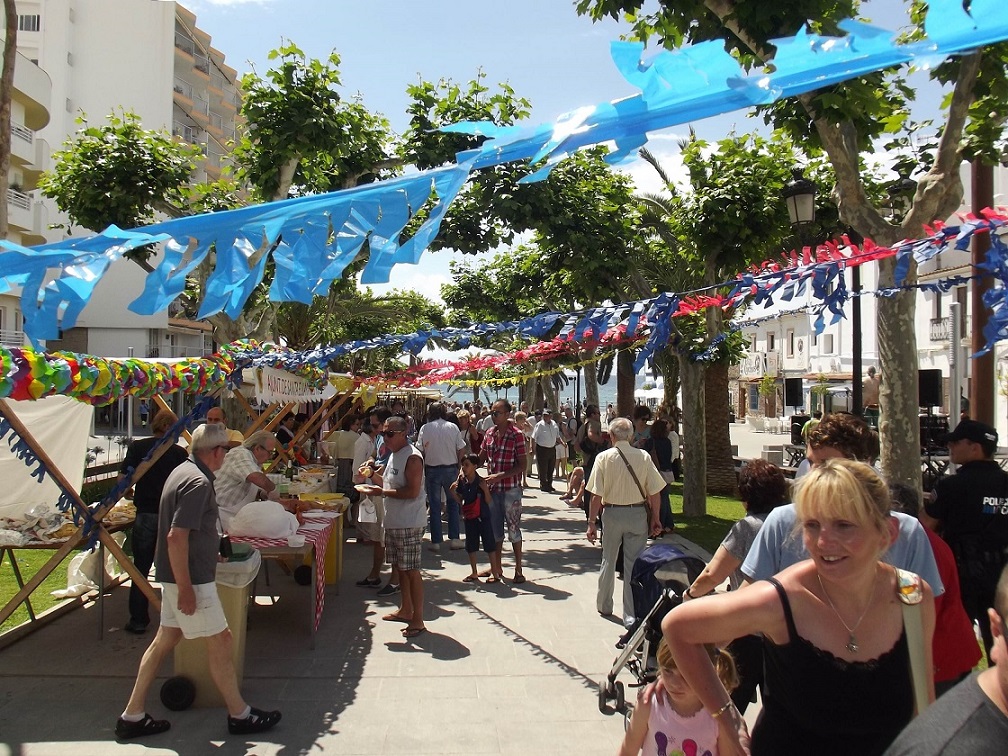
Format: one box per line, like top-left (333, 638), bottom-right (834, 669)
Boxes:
top-left (227, 500), bottom-right (299, 538)
top-left (357, 497), bottom-right (378, 524)
top-left (51, 533), bottom-right (126, 599)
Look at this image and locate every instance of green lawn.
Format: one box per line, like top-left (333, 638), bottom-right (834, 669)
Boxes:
top-left (1, 549), bottom-right (81, 633)
top-left (667, 483), bottom-right (746, 554)
top-left (2, 480), bottom-right (120, 634)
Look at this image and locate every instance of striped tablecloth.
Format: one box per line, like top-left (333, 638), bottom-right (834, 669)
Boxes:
top-left (230, 516), bottom-right (335, 632)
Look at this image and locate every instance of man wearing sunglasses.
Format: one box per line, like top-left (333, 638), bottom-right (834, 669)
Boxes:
top-left (479, 400), bottom-right (528, 583)
top-left (214, 431), bottom-right (285, 532)
top-left (359, 416), bottom-right (427, 637)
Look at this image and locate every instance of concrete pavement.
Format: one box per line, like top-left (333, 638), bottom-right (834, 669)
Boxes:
top-left (0, 485), bottom-right (716, 756)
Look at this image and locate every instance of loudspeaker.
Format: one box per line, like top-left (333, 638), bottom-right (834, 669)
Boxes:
top-left (918, 369), bottom-right (943, 408)
top-left (784, 378), bottom-right (804, 408)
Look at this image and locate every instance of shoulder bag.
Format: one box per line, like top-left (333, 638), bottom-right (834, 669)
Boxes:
top-left (895, 567), bottom-right (930, 716)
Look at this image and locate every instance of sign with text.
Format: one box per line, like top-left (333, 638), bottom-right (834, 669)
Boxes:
top-left (243, 367), bottom-right (336, 404)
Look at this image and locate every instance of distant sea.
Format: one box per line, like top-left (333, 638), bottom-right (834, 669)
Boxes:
top-left (438, 378), bottom-right (632, 412)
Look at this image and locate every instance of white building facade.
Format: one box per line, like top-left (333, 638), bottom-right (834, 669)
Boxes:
top-left (735, 162), bottom-right (1008, 442)
top-left (5, 0), bottom-right (241, 359)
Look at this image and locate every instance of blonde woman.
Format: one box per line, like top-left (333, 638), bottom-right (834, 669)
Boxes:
top-left (662, 459), bottom-right (936, 756)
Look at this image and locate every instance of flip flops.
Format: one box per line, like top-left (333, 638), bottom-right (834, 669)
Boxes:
top-left (511, 573), bottom-right (526, 584)
top-left (402, 626), bottom-right (427, 638)
top-left (382, 613), bottom-right (410, 623)
top-left (463, 575), bottom-right (480, 583)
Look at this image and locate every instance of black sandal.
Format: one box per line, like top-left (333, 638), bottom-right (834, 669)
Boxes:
top-left (115, 713), bottom-right (171, 740)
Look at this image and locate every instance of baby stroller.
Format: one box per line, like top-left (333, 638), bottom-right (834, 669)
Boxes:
top-left (598, 542), bottom-right (706, 713)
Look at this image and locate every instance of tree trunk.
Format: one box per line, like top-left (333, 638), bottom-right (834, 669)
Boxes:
top-left (616, 348), bottom-right (636, 417)
top-left (704, 361), bottom-right (738, 496)
top-left (584, 348), bottom-right (600, 409)
top-left (876, 257), bottom-right (922, 488)
top-left (679, 355), bottom-right (707, 516)
top-left (0, 0), bottom-right (17, 239)
top-left (652, 346), bottom-right (681, 421)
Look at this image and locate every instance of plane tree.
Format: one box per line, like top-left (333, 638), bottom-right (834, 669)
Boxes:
top-left (576, 0), bottom-right (1008, 489)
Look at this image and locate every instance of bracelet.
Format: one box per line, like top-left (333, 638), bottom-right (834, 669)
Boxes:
top-left (710, 701), bottom-right (733, 719)
top-left (685, 586), bottom-right (695, 599)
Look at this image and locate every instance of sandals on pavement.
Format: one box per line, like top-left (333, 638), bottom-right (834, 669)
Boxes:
top-left (227, 707), bottom-right (282, 735)
top-left (511, 573), bottom-right (527, 584)
top-left (402, 626), bottom-right (427, 638)
top-left (463, 575), bottom-right (480, 583)
top-left (115, 714), bottom-right (170, 740)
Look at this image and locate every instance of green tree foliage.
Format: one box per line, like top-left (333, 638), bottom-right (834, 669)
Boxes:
top-left (576, 0), bottom-right (1008, 490)
top-left (37, 111), bottom-right (199, 245)
top-left (234, 43), bottom-right (396, 199)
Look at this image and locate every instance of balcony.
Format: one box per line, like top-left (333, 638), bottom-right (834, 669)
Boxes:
top-left (172, 120), bottom-right (199, 144)
top-left (173, 77), bottom-right (193, 101)
top-left (930, 316), bottom-right (950, 342)
top-left (6, 187), bottom-right (31, 211)
top-left (10, 124), bottom-right (34, 165)
top-left (193, 54), bottom-right (211, 77)
top-left (0, 329), bottom-right (27, 348)
top-left (174, 32), bottom-right (195, 58)
top-left (146, 344), bottom-right (212, 359)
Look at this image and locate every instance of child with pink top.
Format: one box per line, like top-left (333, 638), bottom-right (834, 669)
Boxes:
top-left (620, 639), bottom-right (743, 756)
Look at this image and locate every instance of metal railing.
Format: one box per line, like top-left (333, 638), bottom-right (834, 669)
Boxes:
top-left (12, 124), bottom-right (33, 144)
top-left (172, 120), bottom-right (198, 143)
top-left (192, 96), bottom-right (210, 116)
top-left (0, 328), bottom-right (26, 347)
top-left (174, 32), bottom-right (195, 57)
top-left (930, 316), bottom-right (950, 342)
top-left (193, 55), bottom-right (210, 75)
top-left (5, 188), bottom-right (31, 211)
top-left (173, 77), bottom-right (193, 99)
top-left (146, 344), bottom-right (213, 358)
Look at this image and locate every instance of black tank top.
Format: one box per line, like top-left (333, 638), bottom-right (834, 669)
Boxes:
top-left (752, 577), bottom-right (914, 756)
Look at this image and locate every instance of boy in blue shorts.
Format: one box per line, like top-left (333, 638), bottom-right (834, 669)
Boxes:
top-left (452, 454), bottom-right (501, 583)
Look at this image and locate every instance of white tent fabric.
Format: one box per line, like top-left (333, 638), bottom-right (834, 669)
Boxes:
top-left (0, 396), bottom-right (94, 521)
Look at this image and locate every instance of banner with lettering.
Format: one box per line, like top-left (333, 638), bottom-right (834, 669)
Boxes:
top-left (243, 366), bottom-right (337, 404)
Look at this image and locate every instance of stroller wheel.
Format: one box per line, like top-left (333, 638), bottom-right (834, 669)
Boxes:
top-left (598, 678), bottom-right (609, 713)
top-left (613, 680), bottom-right (625, 711)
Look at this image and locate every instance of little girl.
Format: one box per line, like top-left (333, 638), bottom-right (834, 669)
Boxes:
top-left (451, 454), bottom-right (502, 583)
top-left (620, 639), bottom-right (741, 756)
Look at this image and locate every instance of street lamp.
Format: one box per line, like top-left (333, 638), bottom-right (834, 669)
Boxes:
top-left (782, 168), bottom-right (817, 230)
top-left (887, 169), bottom-right (917, 222)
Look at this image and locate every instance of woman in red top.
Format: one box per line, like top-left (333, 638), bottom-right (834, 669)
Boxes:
top-left (889, 483), bottom-right (982, 695)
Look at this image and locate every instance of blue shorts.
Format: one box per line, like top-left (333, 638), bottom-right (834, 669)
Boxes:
top-left (464, 515), bottom-right (496, 554)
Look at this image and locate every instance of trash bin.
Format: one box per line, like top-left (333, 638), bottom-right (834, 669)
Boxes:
top-left (170, 548), bottom-right (261, 708)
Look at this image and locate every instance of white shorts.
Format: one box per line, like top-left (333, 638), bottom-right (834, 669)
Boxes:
top-left (160, 582), bottom-right (228, 638)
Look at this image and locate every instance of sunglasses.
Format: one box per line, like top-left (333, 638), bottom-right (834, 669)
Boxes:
top-left (383, 430), bottom-right (403, 436)
top-left (491, 410), bottom-right (506, 416)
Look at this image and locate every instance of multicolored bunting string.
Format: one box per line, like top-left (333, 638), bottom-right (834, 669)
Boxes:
top-left (2, 0), bottom-right (1007, 345)
top-left (0, 348), bottom-right (233, 405)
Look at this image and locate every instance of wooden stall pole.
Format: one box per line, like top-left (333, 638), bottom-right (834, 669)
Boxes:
top-left (0, 399), bottom-right (162, 615)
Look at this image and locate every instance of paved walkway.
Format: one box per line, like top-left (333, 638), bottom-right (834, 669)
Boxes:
top-left (0, 486), bottom-right (714, 755)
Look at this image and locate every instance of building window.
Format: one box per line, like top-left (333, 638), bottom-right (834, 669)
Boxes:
top-left (786, 329), bottom-right (795, 358)
top-left (823, 334), bottom-right (834, 354)
top-left (768, 333), bottom-right (776, 352)
top-left (748, 385), bottom-right (760, 412)
top-left (932, 290), bottom-right (942, 319)
top-left (18, 15), bottom-right (41, 32)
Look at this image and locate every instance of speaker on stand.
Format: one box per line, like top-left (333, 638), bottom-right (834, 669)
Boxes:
top-left (784, 377), bottom-right (804, 409)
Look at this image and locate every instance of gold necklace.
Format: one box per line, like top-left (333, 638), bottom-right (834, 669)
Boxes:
top-left (816, 570), bottom-right (878, 653)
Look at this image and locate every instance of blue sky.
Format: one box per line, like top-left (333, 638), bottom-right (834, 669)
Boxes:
top-left (183, 0), bottom-right (929, 306)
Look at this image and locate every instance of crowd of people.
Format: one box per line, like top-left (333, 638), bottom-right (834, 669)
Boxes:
top-left (110, 394), bottom-right (1007, 753)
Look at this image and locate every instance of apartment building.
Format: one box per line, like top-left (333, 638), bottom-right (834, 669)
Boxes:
top-left (3, 48), bottom-right (52, 348)
top-left (6, 0), bottom-right (241, 359)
